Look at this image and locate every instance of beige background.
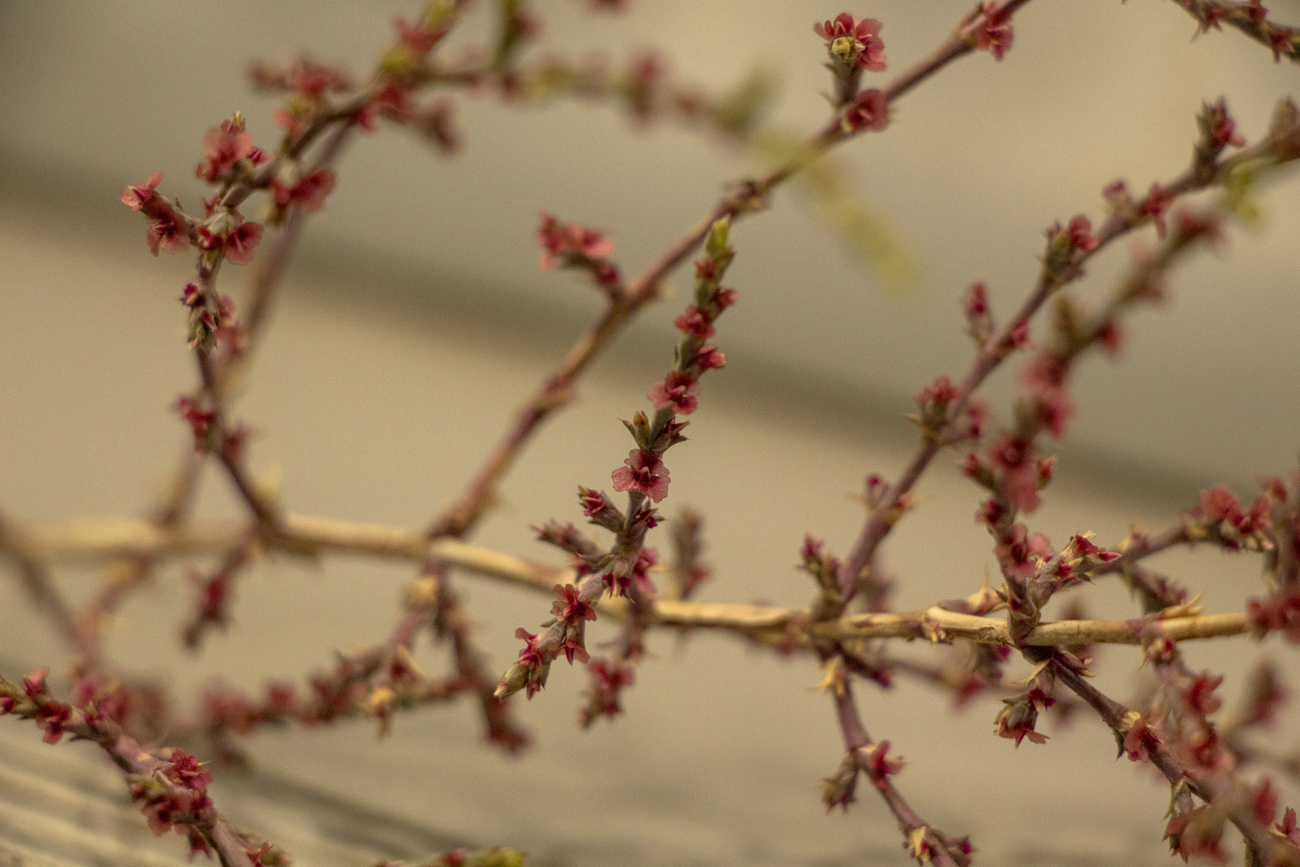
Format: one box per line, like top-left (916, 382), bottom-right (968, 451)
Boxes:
top-left (2, 2), bottom-right (1299, 865)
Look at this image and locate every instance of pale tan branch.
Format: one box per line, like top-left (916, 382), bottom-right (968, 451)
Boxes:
top-left (2, 515), bottom-right (1250, 648)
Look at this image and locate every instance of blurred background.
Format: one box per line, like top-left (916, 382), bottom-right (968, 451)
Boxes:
top-left (1, 2), bottom-right (1299, 865)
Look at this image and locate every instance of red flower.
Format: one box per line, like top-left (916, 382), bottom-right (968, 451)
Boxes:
top-left (557, 636), bottom-right (590, 664)
top-left (916, 375), bottom-right (960, 409)
top-left (844, 88), bottom-right (888, 132)
top-left (223, 219), bottom-right (264, 265)
top-left (551, 583), bottom-right (597, 625)
top-left (648, 371), bottom-right (701, 414)
top-left (859, 740), bottom-right (905, 789)
top-left (1165, 805), bottom-right (1227, 863)
top-left (1184, 672), bottom-right (1223, 716)
top-left (145, 207), bottom-right (192, 256)
top-left (1066, 214), bottom-right (1099, 252)
top-left (34, 701), bottom-right (72, 744)
top-left (1122, 712), bottom-right (1164, 762)
top-left (23, 667), bottom-right (50, 697)
top-left (973, 2), bottom-right (1014, 61)
top-left (122, 172), bottom-right (164, 211)
top-left (1196, 5), bottom-right (1225, 34)
top-left (1142, 183), bottom-right (1172, 239)
top-left (1199, 486), bottom-right (1242, 524)
top-left (579, 488), bottom-right (608, 517)
top-left (196, 118), bottom-right (256, 182)
top-left (514, 628), bottom-right (544, 668)
top-left (611, 449), bottom-right (670, 502)
top-left (273, 167), bottom-right (337, 214)
top-left (166, 750), bottom-right (213, 792)
top-left (1270, 27), bottom-right (1294, 62)
top-left (537, 213), bottom-right (615, 269)
top-left (996, 695), bottom-right (1047, 746)
top-left (673, 306), bottom-right (715, 339)
top-left (580, 658), bottom-right (635, 725)
top-left (692, 344), bottom-right (726, 370)
top-left (1275, 807), bottom-right (1300, 846)
top-left (395, 16), bottom-right (443, 54)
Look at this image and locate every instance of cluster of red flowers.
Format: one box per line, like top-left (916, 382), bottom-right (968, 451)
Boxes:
top-left (537, 212), bottom-right (622, 294)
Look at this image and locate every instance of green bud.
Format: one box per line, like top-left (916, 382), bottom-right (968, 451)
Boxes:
top-left (705, 217), bottom-right (730, 261)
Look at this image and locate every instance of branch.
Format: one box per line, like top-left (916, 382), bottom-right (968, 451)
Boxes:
top-left (1168, 0), bottom-right (1300, 64)
top-left (2, 515), bottom-right (1254, 648)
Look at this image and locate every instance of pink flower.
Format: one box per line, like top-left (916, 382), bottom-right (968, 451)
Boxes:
top-left (145, 207), bottom-right (192, 256)
top-left (1142, 183), bottom-right (1172, 239)
top-left (395, 16), bottom-right (443, 54)
top-left (557, 636), bottom-right (590, 664)
top-left (859, 740), bottom-right (904, 789)
top-left (674, 307), bottom-right (715, 339)
top-left (165, 751), bottom-right (213, 792)
top-left (223, 219), bottom-right (263, 265)
top-left (692, 344), bottom-right (726, 370)
top-left (579, 488), bottom-right (608, 517)
top-left (1199, 485), bottom-right (1243, 524)
top-left (916, 375), bottom-right (960, 409)
top-left (648, 371), bottom-right (701, 414)
top-left (514, 628), bottom-right (544, 669)
top-left (1203, 98), bottom-right (1245, 149)
top-left (1066, 215), bottom-right (1099, 252)
top-left (814, 14), bottom-right (886, 71)
top-left (844, 88), bottom-right (888, 132)
top-left (1270, 28), bottom-right (1294, 62)
top-left (1122, 712), bottom-right (1164, 762)
top-left (551, 583), bottom-right (597, 625)
top-left (611, 449), bottom-right (670, 502)
top-left (273, 167), bottom-right (336, 214)
top-left (34, 700), bottom-right (72, 744)
top-left (122, 172), bottom-right (163, 211)
top-left (537, 213), bottom-right (615, 269)
top-left (973, 2), bottom-right (1014, 61)
top-left (196, 118), bottom-right (256, 182)
top-left (1196, 6), bottom-right (1225, 34)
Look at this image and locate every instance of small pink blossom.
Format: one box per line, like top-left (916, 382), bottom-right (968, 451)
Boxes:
top-left (579, 488), bottom-right (608, 517)
top-left (551, 583), bottom-right (597, 625)
top-left (196, 118), bottom-right (256, 182)
top-left (395, 16), bottom-right (443, 54)
top-left (1204, 98), bottom-right (1245, 149)
top-left (648, 371), bottom-right (700, 414)
top-left (273, 167), bottom-right (337, 214)
top-left (146, 208), bottom-right (192, 256)
top-left (611, 449), bottom-right (670, 502)
top-left (674, 307), bottom-right (715, 339)
top-left (1066, 215), bottom-right (1099, 252)
top-left (692, 344), bottom-right (726, 370)
top-left (860, 740), bottom-right (904, 789)
top-left (122, 172), bottom-right (163, 211)
top-left (844, 88), bottom-right (888, 132)
top-left (1270, 27), bottom-right (1294, 62)
top-left (1142, 183), bottom-right (1172, 239)
top-left (538, 213), bottom-right (615, 269)
top-left (1196, 5), bottom-right (1225, 34)
top-left (223, 220), bottom-right (264, 265)
top-left (165, 750), bottom-right (214, 792)
top-left (1199, 485), bottom-right (1243, 524)
top-left (973, 2), bottom-right (1014, 61)
top-left (814, 14), bottom-right (886, 71)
